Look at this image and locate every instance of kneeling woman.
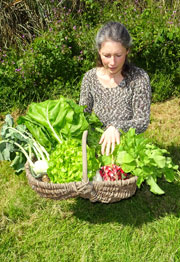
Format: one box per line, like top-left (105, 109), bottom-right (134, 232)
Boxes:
top-left (79, 22), bottom-right (151, 156)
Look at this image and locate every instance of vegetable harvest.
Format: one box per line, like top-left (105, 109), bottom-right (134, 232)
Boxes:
top-left (100, 128), bottom-right (180, 194)
top-left (0, 114), bottom-right (49, 176)
top-left (0, 96), bottom-right (179, 195)
top-left (0, 96), bottom-right (101, 181)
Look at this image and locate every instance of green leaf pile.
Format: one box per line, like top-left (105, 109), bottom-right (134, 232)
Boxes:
top-left (18, 96), bottom-right (89, 151)
top-left (111, 128), bottom-right (179, 195)
top-left (1, 97), bottom-right (179, 195)
top-left (47, 138), bottom-right (99, 183)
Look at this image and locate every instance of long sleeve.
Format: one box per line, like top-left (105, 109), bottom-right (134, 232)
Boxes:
top-left (79, 67), bottom-right (151, 134)
top-left (79, 71), bottom-right (94, 113)
top-left (106, 72), bottom-right (151, 134)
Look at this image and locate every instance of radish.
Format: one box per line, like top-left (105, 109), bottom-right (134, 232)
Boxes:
top-left (98, 164), bottom-right (129, 181)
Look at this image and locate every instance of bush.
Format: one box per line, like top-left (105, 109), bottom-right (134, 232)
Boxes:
top-left (101, 0), bottom-right (180, 101)
top-left (0, 0), bottom-right (179, 112)
top-left (0, 5), bottom-right (99, 112)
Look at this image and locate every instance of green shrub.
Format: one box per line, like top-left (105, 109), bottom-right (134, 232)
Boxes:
top-left (0, 0), bottom-right (179, 112)
top-left (101, 0), bottom-right (180, 101)
top-left (0, 5), bottom-right (99, 112)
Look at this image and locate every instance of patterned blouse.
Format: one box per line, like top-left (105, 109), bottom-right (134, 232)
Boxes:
top-left (79, 66), bottom-right (151, 134)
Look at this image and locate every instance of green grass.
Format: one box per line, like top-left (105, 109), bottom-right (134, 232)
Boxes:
top-left (1, 98), bottom-right (180, 262)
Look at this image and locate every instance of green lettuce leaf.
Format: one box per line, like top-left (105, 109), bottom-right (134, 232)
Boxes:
top-left (146, 176), bottom-right (165, 195)
top-left (116, 151), bottom-right (135, 164)
top-left (112, 128), bottom-right (180, 195)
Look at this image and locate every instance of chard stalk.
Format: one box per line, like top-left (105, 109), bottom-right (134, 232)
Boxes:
top-left (46, 104), bottom-right (62, 144)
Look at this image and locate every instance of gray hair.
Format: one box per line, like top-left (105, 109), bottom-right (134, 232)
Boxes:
top-left (95, 22), bottom-right (132, 50)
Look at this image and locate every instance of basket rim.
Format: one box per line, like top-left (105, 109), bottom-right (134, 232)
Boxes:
top-left (25, 161), bottom-right (83, 189)
top-left (25, 161), bottom-right (137, 188)
top-left (92, 175), bottom-right (138, 186)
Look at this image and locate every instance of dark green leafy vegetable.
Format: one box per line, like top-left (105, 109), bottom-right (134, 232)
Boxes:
top-left (0, 114), bottom-right (31, 173)
top-left (85, 111), bottom-right (104, 150)
top-left (18, 96), bottom-right (89, 150)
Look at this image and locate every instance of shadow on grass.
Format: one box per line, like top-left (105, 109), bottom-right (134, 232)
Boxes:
top-left (166, 145), bottom-right (180, 167)
top-left (69, 179), bottom-right (180, 227)
top-left (69, 144), bottom-right (180, 227)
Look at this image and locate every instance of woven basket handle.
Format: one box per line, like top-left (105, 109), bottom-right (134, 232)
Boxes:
top-left (82, 130), bottom-right (88, 183)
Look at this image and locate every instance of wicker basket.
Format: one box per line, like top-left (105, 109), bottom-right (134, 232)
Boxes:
top-left (26, 130), bottom-right (137, 203)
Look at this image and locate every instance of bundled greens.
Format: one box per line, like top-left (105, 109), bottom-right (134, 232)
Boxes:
top-left (0, 96), bottom-right (103, 180)
top-left (101, 128), bottom-right (179, 195)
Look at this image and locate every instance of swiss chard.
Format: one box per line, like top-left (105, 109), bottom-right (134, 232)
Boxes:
top-left (18, 96), bottom-right (89, 150)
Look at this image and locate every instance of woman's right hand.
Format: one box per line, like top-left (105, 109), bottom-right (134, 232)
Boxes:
top-left (99, 125), bottom-right (120, 156)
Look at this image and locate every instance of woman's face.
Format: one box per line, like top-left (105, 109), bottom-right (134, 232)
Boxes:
top-left (98, 40), bottom-right (129, 75)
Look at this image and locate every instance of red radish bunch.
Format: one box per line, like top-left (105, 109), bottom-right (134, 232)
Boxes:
top-left (99, 164), bottom-right (129, 181)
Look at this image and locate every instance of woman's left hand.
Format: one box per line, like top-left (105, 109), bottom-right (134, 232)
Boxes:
top-left (99, 125), bottom-right (120, 156)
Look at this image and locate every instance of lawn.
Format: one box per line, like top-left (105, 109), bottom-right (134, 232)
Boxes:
top-left (0, 98), bottom-right (180, 262)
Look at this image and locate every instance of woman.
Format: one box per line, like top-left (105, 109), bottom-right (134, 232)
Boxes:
top-left (79, 22), bottom-right (151, 156)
